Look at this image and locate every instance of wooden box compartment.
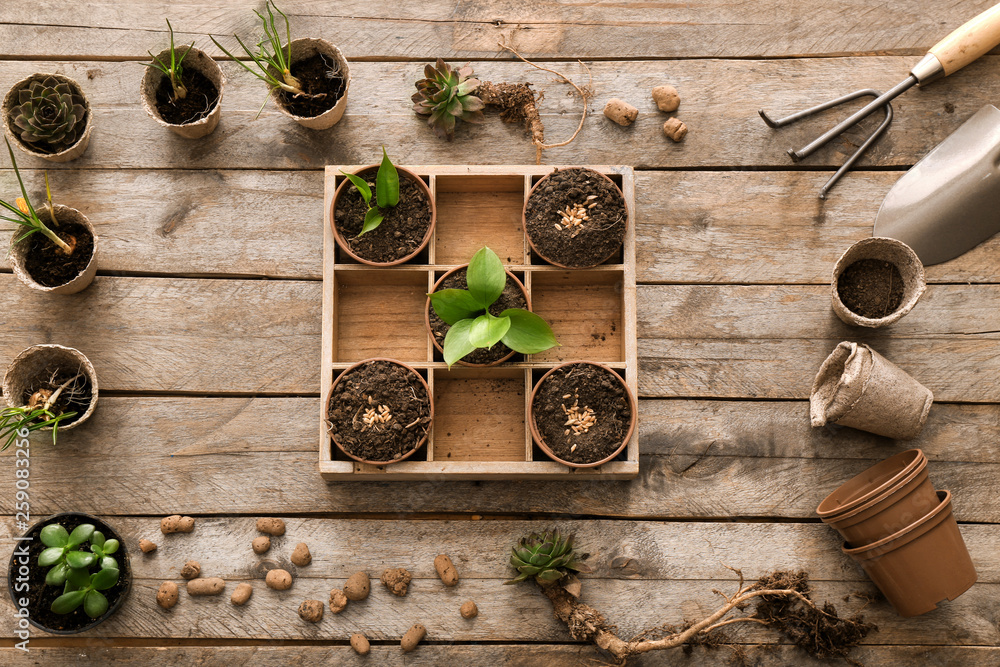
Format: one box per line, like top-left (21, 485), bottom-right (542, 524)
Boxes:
top-left (321, 165), bottom-right (637, 480)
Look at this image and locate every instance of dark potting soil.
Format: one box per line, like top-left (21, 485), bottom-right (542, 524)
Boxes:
top-left (21, 369), bottom-right (92, 427)
top-left (533, 364), bottom-right (631, 465)
top-left (23, 220), bottom-right (94, 288)
top-left (154, 67), bottom-right (220, 125)
top-left (327, 360), bottom-right (432, 463)
top-left (11, 515), bottom-right (130, 633)
top-left (837, 258), bottom-right (904, 319)
top-left (334, 170), bottom-right (432, 263)
top-left (524, 168), bottom-right (627, 268)
top-left (276, 54), bottom-right (346, 117)
top-left (428, 268), bottom-right (528, 365)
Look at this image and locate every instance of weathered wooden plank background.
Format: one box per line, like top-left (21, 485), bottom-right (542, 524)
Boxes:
top-left (1, 0), bottom-right (998, 663)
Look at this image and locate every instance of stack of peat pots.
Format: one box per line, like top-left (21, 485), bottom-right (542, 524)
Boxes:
top-left (817, 451), bottom-right (976, 617)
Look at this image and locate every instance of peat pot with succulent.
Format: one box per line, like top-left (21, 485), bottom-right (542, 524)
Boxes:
top-left (1, 344), bottom-right (98, 451)
top-left (3, 140), bottom-right (97, 293)
top-left (427, 247), bottom-right (559, 367)
top-left (325, 358), bottom-right (433, 465)
top-left (2, 72), bottom-right (91, 162)
top-left (211, 0), bottom-right (349, 129)
top-left (8, 513), bottom-right (131, 634)
top-left (141, 19), bottom-right (225, 138)
top-left (332, 149), bottom-right (435, 265)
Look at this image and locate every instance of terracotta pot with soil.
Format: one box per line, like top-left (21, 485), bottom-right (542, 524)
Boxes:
top-left (3, 73), bottom-right (92, 162)
top-left (9, 205), bottom-right (98, 294)
top-left (529, 361), bottom-right (636, 467)
top-left (523, 167), bottom-right (628, 268)
top-left (325, 358), bottom-right (432, 465)
top-left (3, 344), bottom-right (99, 433)
top-left (426, 265), bottom-right (530, 366)
top-left (267, 38), bottom-right (349, 130)
top-left (832, 237), bottom-right (925, 328)
top-left (141, 47), bottom-right (224, 139)
top-left (843, 490), bottom-right (977, 617)
top-left (7, 512), bottom-right (131, 634)
top-left (810, 342), bottom-right (932, 440)
top-left (332, 165), bottom-right (435, 266)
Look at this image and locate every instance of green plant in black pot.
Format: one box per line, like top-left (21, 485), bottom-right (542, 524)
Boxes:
top-left (38, 523), bottom-right (120, 618)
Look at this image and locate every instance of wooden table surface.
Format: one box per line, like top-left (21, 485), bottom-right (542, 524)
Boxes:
top-left (2, 1), bottom-right (999, 664)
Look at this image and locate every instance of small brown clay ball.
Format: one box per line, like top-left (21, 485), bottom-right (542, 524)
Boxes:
top-left (180, 560), bottom-right (201, 580)
top-left (663, 117), bottom-right (688, 142)
top-left (298, 599), bottom-right (324, 623)
top-left (139, 539), bottom-right (157, 554)
top-left (381, 567), bottom-right (412, 597)
top-left (460, 600), bottom-right (479, 619)
top-left (252, 536), bottom-right (270, 554)
top-left (350, 633), bottom-right (371, 655)
top-left (231, 582), bottom-right (253, 606)
top-left (652, 84), bottom-right (680, 112)
top-left (256, 517), bottom-right (286, 536)
top-left (186, 577), bottom-right (226, 596)
top-left (401, 623), bottom-right (426, 652)
top-left (265, 569), bottom-right (293, 591)
top-left (160, 515), bottom-right (194, 534)
top-left (343, 571), bottom-right (370, 600)
top-left (603, 98), bottom-right (638, 126)
top-left (156, 581), bottom-right (178, 609)
top-left (434, 554), bottom-right (459, 586)
top-left (329, 588), bottom-right (348, 614)
top-left (291, 542), bottom-right (312, 566)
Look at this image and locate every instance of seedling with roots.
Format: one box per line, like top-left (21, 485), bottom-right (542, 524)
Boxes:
top-left (0, 368), bottom-right (84, 450)
top-left (38, 522), bottom-right (120, 618)
top-left (339, 147), bottom-right (399, 235)
top-left (1, 138), bottom-right (72, 255)
top-left (144, 19), bottom-right (194, 103)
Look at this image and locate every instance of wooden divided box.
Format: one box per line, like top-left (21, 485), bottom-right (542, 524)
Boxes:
top-left (320, 165), bottom-right (637, 480)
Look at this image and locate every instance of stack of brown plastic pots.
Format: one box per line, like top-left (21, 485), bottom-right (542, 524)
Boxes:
top-left (816, 449), bottom-right (977, 617)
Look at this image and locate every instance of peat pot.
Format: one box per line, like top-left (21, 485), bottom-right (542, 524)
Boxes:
top-left (2, 73), bottom-right (92, 162)
top-left (267, 38), bottom-right (350, 130)
top-left (2, 344), bottom-right (99, 433)
top-left (9, 205), bottom-right (98, 294)
top-left (141, 46), bottom-right (225, 138)
top-left (831, 237), bottom-right (925, 328)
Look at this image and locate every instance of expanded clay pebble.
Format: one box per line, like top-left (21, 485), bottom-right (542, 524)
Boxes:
top-left (256, 517), bottom-right (285, 536)
top-left (187, 577), bottom-right (226, 596)
top-left (160, 515), bottom-right (194, 534)
top-left (350, 633), bottom-right (371, 656)
top-left (329, 588), bottom-right (348, 614)
top-left (434, 554), bottom-right (459, 586)
top-left (156, 581), bottom-right (178, 609)
top-left (291, 542), bottom-right (311, 566)
top-left (381, 567), bottom-right (412, 597)
top-left (460, 600), bottom-right (478, 619)
top-left (180, 560), bottom-right (201, 580)
top-left (231, 582), bottom-right (253, 606)
top-left (663, 117), bottom-right (688, 142)
top-left (252, 536), bottom-right (270, 554)
top-left (343, 571), bottom-right (370, 600)
top-left (652, 84), bottom-right (680, 112)
top-left (298, 599), bottom-right (324, 623)
top-left (401, 623), bottom-right (426, 652)
top-left (139, 539), bottom-right (157, 554)
top-left (603, 98), bottom-right (638, 126)
top-left (265, 569), bottom-right (293, 590)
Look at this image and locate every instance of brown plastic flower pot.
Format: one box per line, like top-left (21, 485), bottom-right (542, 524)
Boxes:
top-left (425, 265), bottom-right (530, 367)
top-left (816, 449), bottom-right (925, 520)
top-left (824, 456), bottom-right (938, 548)
top-left (8, 205), bottom-right (98, 294)
top-left (141, 46), bottom-right (225, 139)
top-left (2, 72), bottom-right (92, 162)
top-left (843, 490), bottom-right (977, 617)
top-left (267, 38), bottom-right (350, 130)
top-left (331, 165), bottom-right (436, 266)
top-left (2, 344), bottom-right (99, 433)
top-left (831, 237), bottom-right (925, 328)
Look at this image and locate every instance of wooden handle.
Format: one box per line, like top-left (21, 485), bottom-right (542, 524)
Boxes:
top-left (929, 2), bottom-right (1000, 76)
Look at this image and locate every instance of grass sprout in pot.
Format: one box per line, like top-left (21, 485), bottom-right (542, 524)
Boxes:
top-left (325, 358), bottom-right (432, 465)
top-left (141, 21), bottom-right (224, 138)
top-left (2, 344), bottom-right (98, 449)
top-left (816, 449), bottom-right (926, 520)
top-left (332, 150), bottom-right (435, 266)
top-left (832, 237), bottom-right (925, 328)
top-left (530, 361), bottom-right (636, 467)
top-left (810, 342), bottom-right (932, 440)
top-left (523, 167), bottom-right (628, 268)
top-left (3, 72), bottom-right (91, 162)
top-left (8, 512), bottom-right (131, 634)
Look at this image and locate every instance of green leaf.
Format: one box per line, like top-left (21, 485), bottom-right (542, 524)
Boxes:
top-left (101, 556), bottom-right (118, 571)
top-left (536, 568), bottom-right (565, 581)
top-left (376, 147), bottom-right (399, 208)
top-left (103, 539), bottom-right (119, 555)
top-left (40, 524), bottom-right (69, 548)
top-left (442, 318), bottom-right (478, 369)
top-left (340, 170), bottom-right (372, 205)
top-left (359, 208), bottom-right (383, 236)
top-left (92, 567), bottom-right (120, 591)
top-left (428, 288), bottom-right (482, 326)
top-left (83, 589), bottom-right (109, 619)
top-left (67, 524), bottom-right (95, 547)
top-left (38, 547), bottom-right (65, 567)
top-left (90, 531), bottom-right (105, 550)
top-left (500, 309), bottom-right (560, 354)
top-left (468, 313), bottom-right (510, 349)
top-left (466, 247), bottom-right (505, 308)
top-left (45, 562), bottom-right (69, 586)
top-left (51, 590), bottom-right (86, 615)
top-left (66, 565), bottom-right (91, 590)
top-left (516, 565), bottom-right (541, 576)
top-left (65, 550), bottom-right (97, 570)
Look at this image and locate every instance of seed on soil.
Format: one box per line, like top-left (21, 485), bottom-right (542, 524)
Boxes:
top-left (329, 588), bottom-right (348, 613)
top-left (381, 567), bottom-right (412, 596)
top-left (460, 600), bottom-right (479, 619)
top-left (139, 539), bottom-right (157, 554)
top-left (663, 117), bottom-right (688, 142)
top-left (265, 569), bottom-right (293, 591)
top-left (562, 400), bottom-right (598, 434)
top-left (401, 623), bottom-right (426, 652)
top-left (256, 517), bottom-right (286, 536)
top-left (652, 84), bottom-right (680, 112)
top-left (252, 536), bottom-right (271, 554)
top-left (604, 98), bottom-right (638, 126)
top-left (362, 403), bottom-right (393, 430)
top-left (350, 633), bottom-right (371, 655)
top-left (160, 515), bottom-right (194, 534)
top-left (180, 560), bottom-right (201, 580)
top-left (344, 571), bottom-right (371, 600)
top-left (187, 577), bottom-right (225, 596)
top-left (156, 581), bottom-right (178, 609)
top-left (231, 582), bottom-right (253, 606)
top-left (291, 542), bottom-right (312, 566)
top-left (434, 554), bottom-right (459, 587)
top-left (298, 599), bottom-right (324, 623)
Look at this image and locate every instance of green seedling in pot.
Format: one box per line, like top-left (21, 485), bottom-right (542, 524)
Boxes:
top-left (1, 138), bottom-right (72, 255)
top-left (144, 19), bottom-right (194, 103)
top-left (39, 522), bottom-right (120, 618)
top-left (339, 147), bottom-right (399, 235)
top-left (429, 247), bottom-right (559, 368)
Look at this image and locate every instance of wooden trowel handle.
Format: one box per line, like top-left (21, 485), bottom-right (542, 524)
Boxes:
top-left (929, 2), bottom-right (1000, 76)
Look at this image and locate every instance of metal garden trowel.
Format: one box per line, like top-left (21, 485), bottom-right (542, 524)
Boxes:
top-left (873, 104), bottom-right (1000, 265)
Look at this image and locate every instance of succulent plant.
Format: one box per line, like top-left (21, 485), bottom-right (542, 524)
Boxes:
top-left (504, 529), bottom-right (592, 584)
top-left (10, 76), bottom-right (87, 154)
top-left (412, 59), bottom-right (484, 140)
